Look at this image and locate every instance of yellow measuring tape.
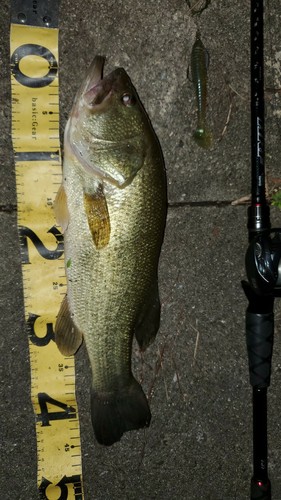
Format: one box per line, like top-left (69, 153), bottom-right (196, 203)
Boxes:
top-left (10, 2), bottom-right (83, 498)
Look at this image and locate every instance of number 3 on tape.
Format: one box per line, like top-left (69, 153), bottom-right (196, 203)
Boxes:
top-left (10, 1), bottom-right (83, 498)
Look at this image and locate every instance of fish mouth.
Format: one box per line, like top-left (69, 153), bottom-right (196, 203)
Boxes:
top-left (82, 58), bottom-right (130, 110)
top-left (71, 56), bottom-right (131, 114)
top-left (85, 55), bottom-right (106, 88)
top-left (83, 56), bottom-right (113, 110)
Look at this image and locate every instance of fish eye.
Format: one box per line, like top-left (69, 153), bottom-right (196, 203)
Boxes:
top-left (121, 93), bottom-right (136, 106)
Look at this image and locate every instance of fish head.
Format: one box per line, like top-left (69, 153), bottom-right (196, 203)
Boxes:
top-left (84, 65), bottom-right (147, 140)
top-left (66, 57), bottom-right (150, 188)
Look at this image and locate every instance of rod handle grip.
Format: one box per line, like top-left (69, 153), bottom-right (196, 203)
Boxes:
top-left (246, 311), bottom-right (274, 387)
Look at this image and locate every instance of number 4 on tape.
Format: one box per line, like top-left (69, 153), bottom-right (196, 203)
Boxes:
top-left (10, 1), bottom-right (84, 498)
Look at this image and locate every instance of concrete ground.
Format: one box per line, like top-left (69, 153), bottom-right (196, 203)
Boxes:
top-left (1, 0), bottom-right (281, 498)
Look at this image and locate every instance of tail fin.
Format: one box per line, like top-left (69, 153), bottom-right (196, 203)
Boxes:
top-left (193, 128), bottom-right (213, 149)
top-left (91, 377), bottom-right (151, 446)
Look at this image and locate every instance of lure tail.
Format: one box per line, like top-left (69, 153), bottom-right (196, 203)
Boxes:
top-left (193, 127), bottom-right (213, 149)
top-left (91, 376), bottom-right (151, 445)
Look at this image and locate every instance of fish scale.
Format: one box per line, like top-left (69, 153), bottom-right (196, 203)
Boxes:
top-left (54, 57), bottom-right (167, 445)
top-left (64, 155), bottom-right (163, 379)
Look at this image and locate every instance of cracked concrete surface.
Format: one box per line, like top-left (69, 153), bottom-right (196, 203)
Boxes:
top-left (1, 1), bottom-right (281, 498)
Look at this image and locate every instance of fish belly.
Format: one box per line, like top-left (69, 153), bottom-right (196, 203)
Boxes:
top-left (62, 154), bottom-right (166, 444)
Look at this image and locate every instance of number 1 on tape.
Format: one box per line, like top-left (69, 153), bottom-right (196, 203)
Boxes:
top-left (10, 1), bottom-right (83, 498)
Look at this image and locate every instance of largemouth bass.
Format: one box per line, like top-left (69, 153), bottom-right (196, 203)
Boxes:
top-left (54, 56), bottom-right (167, 446)
top-left (191, 31), bottom-right (213, 148)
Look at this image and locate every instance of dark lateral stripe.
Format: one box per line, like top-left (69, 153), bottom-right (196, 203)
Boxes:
top-left (15, 151), bottom-right (60, 162)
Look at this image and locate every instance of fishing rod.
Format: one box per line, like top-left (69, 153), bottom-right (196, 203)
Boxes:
top-left (243, 0), bottom-right (281, 498)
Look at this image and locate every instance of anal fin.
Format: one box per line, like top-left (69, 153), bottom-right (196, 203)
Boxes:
top-left (134, 279), bottom-right (161, 351)
top-left (55, 295), bottom-right (83, 356)
top-left (84, 185), bottom-right (111, 249)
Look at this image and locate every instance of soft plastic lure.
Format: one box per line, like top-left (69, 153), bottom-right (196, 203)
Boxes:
top-left (191, 31), bottom-right (213, 148)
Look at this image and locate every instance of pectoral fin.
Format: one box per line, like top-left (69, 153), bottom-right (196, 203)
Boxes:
top-left (84, 186), bottom-right (111, 249)
top-left (134, 279), bottom-right (161, 351)
top-left (55, 295), bottom-right (83, 356)
top-left (54, 185), bottom-right (69, 233)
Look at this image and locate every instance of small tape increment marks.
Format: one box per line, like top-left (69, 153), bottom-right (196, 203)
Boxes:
top-left (10, 1), bottom-right (84, 498)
